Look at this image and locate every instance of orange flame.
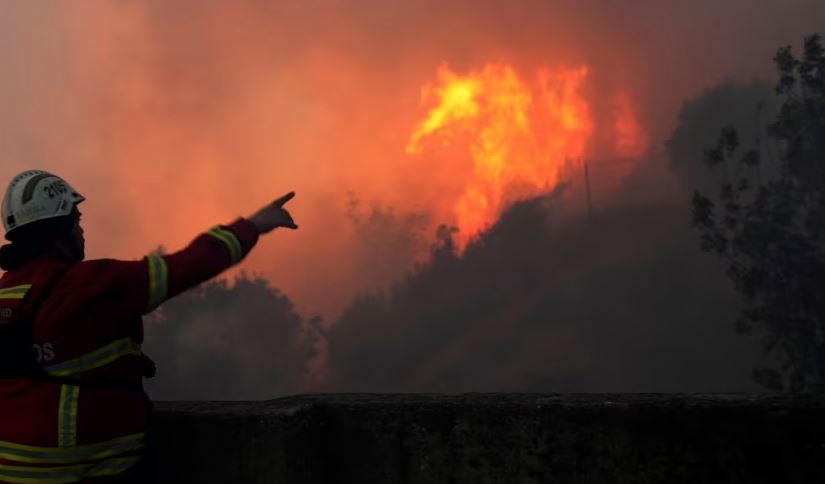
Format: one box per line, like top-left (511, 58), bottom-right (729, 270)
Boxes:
top-left (407, 63), bottom-right (593, 245)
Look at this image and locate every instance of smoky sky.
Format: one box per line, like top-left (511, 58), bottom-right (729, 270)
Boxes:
top-left (0, 1), bottom-right (820, 396)
top-left (1, 1), bottom-right (823, 317)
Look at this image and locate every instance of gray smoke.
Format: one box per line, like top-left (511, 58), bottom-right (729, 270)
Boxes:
top-left (345, 193), bottom-right (430, 294)
top-left (143, 275), bottom-right (320, 400)
top-left (324, 189), bottom-right (762, 393)
top-left (666, 81), bottom-right (781, 194)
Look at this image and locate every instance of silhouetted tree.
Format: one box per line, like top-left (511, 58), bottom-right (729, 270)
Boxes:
top-left (144, 273), bottom-right (319, 400)
top-left (693, 34), bottom-right (825, 391)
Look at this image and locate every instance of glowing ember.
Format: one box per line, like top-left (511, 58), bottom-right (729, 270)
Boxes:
top-left (407, 63), bottom-right (593, 245)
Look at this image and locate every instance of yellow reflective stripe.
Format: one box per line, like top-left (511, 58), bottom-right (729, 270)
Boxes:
top-left (44, 338), bottom-right (142, 378)
top-left (83, 456), bottom-right (141, 478)
top-left (0, 284), bottom-right (31, 300)
top-left (0, 433), bottom-right (145, 465)
top-left (57, 385), bottom-right (79, 448)
top-left (206, 227), bottom-right (243, 263)
top-left (215, 227), bottom-right (243, 262)
top-left (0, 456), bottom-right (140, 483)
top-left (0, 285), bottom-right (31, 294)
top-left (146, 254), bottom-right (168, 311)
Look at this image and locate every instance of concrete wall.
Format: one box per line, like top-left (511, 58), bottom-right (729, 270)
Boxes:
top-left (149, 394), bottom-right (825, 483)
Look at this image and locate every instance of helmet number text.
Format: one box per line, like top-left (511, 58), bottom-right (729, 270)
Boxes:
top-left (43, 181), bottom-right (67, 199)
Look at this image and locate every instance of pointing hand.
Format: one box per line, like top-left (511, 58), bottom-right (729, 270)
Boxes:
top-left (248, 192), bottom-right (298, 234)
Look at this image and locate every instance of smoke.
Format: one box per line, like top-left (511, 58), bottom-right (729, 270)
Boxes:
top-left (1, 1), bottom-right (822, 396)
top-left (139, 78), bottom-right (788, 398)
top-left (143, 274), bottom-right (319, 400)
top-left (666, 81), bottom-right (780, 194)
top-left (324, 190), bottom-right (762, 393)
top-left (345, 193), bottom-right (430, 293)
top-left (316, 77), bottom-right (793, 393)
top-left (2, 1), bottom-right (823, 317)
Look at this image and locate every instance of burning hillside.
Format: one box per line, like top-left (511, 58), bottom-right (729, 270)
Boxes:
top-left (406, 63), bottom-right (646, 246)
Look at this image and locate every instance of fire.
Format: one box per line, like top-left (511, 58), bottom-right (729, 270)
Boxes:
top-left (612, 92), bottom-right (647, 158)
top-left (407, 63), bottom-right (593, 245)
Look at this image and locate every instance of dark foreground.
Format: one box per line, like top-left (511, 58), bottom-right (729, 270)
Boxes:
top-left (149, 394), bottom-right (825, 483)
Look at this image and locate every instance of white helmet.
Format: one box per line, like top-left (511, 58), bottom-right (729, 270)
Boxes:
top-left (2, 170), bottom-right (85, 239)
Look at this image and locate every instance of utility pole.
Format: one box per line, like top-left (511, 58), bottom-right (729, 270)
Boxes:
top-left (584, 159), bottom-right (593, 221)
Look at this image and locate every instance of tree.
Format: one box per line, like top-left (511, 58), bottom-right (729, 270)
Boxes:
top-left (693, 34), bottom-right (825, 392)
top-left (143, 273), bottom-right (320, 400)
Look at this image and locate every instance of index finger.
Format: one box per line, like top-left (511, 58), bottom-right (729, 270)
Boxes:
top-left (274, 191), bottom-right (296, 207)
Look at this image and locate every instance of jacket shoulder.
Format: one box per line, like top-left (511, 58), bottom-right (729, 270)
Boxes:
top-left (55, 258), bottom-right (149, 313)
top-left (62, 258), bottom-right (147, 291)
top-left (72, 257), bottom-right (144, 272)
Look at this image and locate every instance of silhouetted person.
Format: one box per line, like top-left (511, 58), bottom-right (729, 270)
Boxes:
top-left (0, 170), bottom-right (297, 482)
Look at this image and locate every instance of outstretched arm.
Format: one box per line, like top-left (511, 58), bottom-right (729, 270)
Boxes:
top-left (144, 192), bottom-right (298, 313)
top-left (35, 194), bottom-right (298, 381)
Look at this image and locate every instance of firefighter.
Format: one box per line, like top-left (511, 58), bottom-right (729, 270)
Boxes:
top-left (0, 170), bottom-right (297, 482)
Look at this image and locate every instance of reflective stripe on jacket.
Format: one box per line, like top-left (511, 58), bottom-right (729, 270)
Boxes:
top-left (0, 218), bottom-right (259, 482)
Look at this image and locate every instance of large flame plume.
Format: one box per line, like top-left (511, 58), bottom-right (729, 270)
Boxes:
top-left (406, 64), bottom-right (649, 245)
top-left (407, 64), bottom-right (595, 244)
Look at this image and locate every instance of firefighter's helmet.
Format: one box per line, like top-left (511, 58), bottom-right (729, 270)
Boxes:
top-left (2, 170), bottom-right (85, 239)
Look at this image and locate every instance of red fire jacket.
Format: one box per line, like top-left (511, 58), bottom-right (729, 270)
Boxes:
top-left (0, 219), bottom-right (259, 482)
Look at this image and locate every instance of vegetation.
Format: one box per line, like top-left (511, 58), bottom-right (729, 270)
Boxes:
top-left (143, 274), bottom-right (319, 400)
top-left (693, 34), bottom-right (825, 391)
